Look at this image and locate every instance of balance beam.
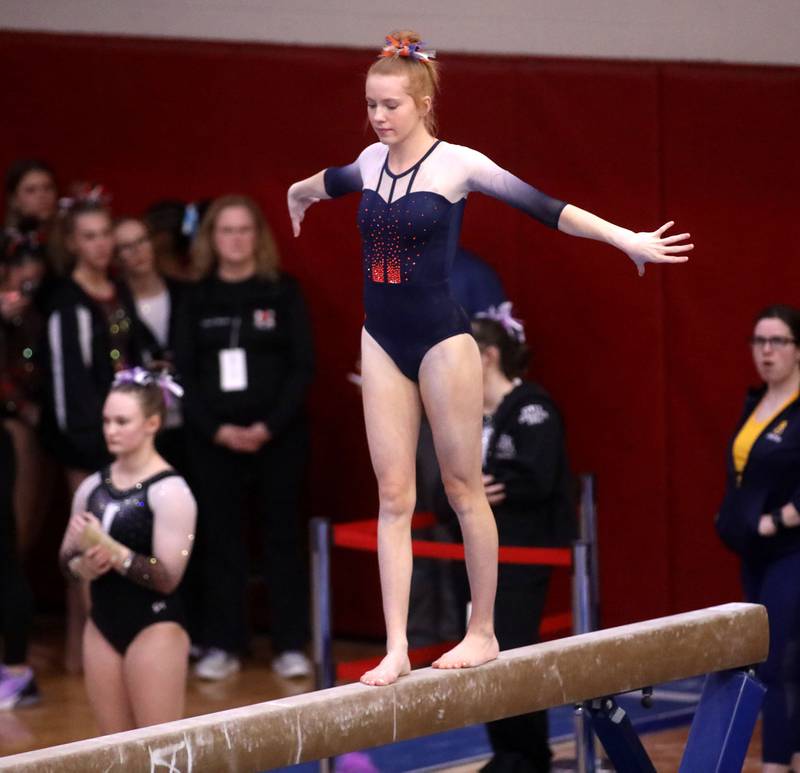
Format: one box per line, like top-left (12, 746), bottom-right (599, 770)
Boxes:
top-left (1, 602), bottom-right (767, 772)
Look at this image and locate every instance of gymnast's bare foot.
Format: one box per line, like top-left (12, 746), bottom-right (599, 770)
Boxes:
top-left (360, 650), bottom-right (411, 686)
top-left (432, 631), bottom-right (499, 670)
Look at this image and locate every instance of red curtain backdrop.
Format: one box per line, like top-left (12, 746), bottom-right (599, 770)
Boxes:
top-left (3, 31), bottom-right (798, 635)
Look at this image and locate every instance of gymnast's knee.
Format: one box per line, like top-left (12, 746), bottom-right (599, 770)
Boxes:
top-left (377, 481), bottom-right (416, 521)
top-left (441, 475), bottom-right (481, 518)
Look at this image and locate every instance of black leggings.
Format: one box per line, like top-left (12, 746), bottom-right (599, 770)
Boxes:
top-left (0, 425), bottom-right (33, 665)
top-left (447, 561), bottom-right (553, 772)
top-left (485, 568), bottom-right (553, 772)
top-left (184, 426), bottom-right (310, 654)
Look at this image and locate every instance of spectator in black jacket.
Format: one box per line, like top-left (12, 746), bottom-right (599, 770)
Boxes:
top-left (39, 196), bottom-right (143, 673)
top-left (41, 199), bottom-right (142, 485)
top-left (471, 307), bottom-right (575, 773)
top-left (176, 195), bottom-right (314, 681)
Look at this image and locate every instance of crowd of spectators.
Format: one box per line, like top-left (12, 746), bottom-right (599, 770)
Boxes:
top-left (0, 159), bottom-right (316, 710)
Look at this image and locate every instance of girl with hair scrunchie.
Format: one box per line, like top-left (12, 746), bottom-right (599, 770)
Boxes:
top-left (469, 308), bottom-right (576, 772)
top-left (287, 29), bottom-right (692, 686)
top-left (58, 367), bottom-right (196, 733)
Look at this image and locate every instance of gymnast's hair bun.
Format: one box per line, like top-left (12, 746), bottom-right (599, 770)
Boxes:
top-left (379, 30), bottom-right (436, 62)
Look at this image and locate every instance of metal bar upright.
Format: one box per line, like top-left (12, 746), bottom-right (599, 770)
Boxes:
top-left (579, 474), bottom-right (601, 630)
top-left (573, 540), bottom-right (597, 773)
top-left (310, 517), bottom-right (334, 773)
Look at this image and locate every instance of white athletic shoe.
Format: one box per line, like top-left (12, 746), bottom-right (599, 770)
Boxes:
top-left (194, 648), bottom-right (240, 680)
top-left (272, 650), bottom-right (313, 679)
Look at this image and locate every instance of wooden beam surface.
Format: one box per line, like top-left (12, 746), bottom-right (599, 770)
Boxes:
top-left (0, 603), bottom-right (767, 772)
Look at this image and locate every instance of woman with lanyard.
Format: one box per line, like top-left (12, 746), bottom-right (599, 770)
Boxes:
top-left (176, 195), bottom-right (314, 680)
top-left (287, 29), bottom-right (692, 685)
top-left (716, 304), bottom-right (800, 772)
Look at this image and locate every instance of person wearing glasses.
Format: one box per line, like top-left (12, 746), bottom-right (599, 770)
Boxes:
top-left (175, 195), bottom-right (314, 681)
top-left (114, 217), bottom-right (186, 471)
top-left (716, 304), bottom-right (800, 772)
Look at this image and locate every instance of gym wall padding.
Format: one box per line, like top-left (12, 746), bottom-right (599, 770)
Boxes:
top-left (3, 31), bottom-right (798, 634)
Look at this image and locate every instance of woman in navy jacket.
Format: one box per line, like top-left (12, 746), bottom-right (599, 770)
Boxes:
top-left (716, 304), bottom-right (800, 771)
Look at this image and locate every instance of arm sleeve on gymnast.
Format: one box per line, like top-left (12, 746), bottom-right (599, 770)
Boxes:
top-left (322, 143), bottom-right (382, 198)
top-left (323, 161), bottom-right (363, 198)
top-left (463, 147), bottom-right (567, 228)
top-left (124, 476), bottom-right (197, 594)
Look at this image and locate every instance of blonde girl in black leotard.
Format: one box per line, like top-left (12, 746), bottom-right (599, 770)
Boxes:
top-left (59, 369), bottom-right (196, 733)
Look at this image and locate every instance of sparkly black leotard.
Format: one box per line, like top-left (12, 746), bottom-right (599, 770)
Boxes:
top-left (324, 140), bottom-right (567, 380)
top-left (85, 469), bottom-right (189, 654)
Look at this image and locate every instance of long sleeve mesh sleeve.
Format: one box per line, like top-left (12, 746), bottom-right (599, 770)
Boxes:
top-left (464, 148), bottom-right (567, 229)
top-left (123, 476), bottom-right (197, 594)
top-left (323, 160), bottom-right (363, 198)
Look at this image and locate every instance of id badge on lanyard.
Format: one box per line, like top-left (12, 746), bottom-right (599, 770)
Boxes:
top-left (219, 317), bottom-right (248, 392)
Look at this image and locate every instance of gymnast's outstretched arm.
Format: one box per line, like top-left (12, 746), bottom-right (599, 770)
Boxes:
top-left (558, 206), bottom-right (693, 276)
top-left (463, 146), bottom-right (693, 276)
top-left (288, 148), bottom-right (371, 237)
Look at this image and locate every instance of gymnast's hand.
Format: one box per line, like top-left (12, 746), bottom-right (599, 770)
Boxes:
top-left (287, 182), bottom-right (320, 238)
top-left (483, 474), bottom-right (506, 506)
top-left (69, 544), bottom-right (113, 581)
top-left (620, 221), bottom-right (693, 277)
top-left (83, 544), bottom-right (113, 578)
top-left (64, 510), bottom-right (94, 551)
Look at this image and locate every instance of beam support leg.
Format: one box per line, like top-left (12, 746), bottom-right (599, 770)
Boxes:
top-left (587, 697), bottom-right (656, 773)
top-left (679, 668), bottom-right (765, 773)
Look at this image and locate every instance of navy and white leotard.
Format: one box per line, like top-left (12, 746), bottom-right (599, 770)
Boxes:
top-left (324, 140), bottom-right (567, 380)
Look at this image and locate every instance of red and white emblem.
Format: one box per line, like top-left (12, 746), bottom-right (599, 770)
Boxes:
top-left (253, 309), bottom-right (276, 330)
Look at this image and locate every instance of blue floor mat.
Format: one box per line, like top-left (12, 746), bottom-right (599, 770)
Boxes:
top-left (271, 676), bottom-right (705, 772)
